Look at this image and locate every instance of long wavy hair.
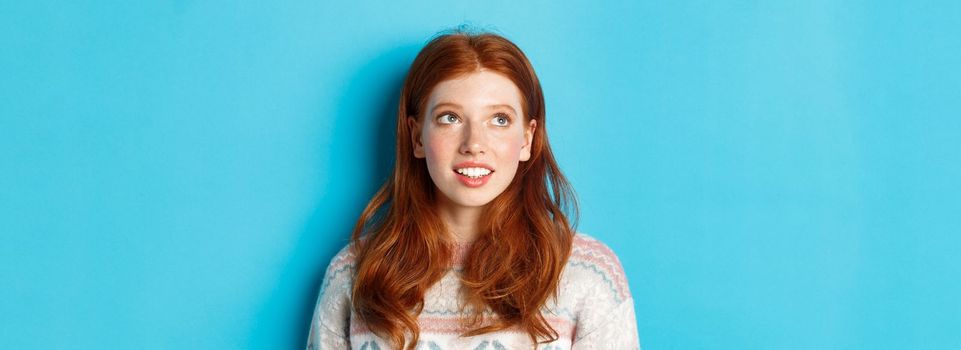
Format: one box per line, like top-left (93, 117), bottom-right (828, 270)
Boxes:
top-left (350, 30), bottom-right (578, 349)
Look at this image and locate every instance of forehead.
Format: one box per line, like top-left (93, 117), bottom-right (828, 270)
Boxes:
top-left (426, 70), bottom-right (524, 113)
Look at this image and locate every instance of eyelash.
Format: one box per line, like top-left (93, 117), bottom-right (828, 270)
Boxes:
top-left (435, 112), bottom-right (512, 126)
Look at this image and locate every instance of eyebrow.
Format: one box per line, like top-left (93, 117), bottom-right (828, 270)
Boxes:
top-left (432, 102), bottom-right (517, 114)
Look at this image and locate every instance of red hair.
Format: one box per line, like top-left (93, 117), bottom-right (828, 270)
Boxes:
top-left (350, 30), bottom-right (578, 349)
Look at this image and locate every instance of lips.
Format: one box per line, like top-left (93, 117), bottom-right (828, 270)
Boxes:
top-left (454, 161), bottom-right (494, 173)
top-left (453, 161), bottom-right (494, 187)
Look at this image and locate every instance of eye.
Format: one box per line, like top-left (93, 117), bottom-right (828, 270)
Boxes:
top-left (491, 114), bottom-right (511, 127)
top-left (436, 112), bottom-right (460, 125)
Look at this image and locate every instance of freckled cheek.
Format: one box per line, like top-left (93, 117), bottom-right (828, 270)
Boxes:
top-left (490, 135), bottom-right (525, 161)
top-left (423, 137), bottom-right (458, 164)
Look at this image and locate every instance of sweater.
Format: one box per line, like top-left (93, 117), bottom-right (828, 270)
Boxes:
top-left (306, 233), bottom-right (640, 349)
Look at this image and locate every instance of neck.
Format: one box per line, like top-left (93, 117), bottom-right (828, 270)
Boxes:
top-left (436, 197), bottom-right (484, 243)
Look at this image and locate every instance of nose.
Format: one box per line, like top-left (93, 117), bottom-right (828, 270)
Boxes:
top-left (459, 122), bottom-right (487, 155)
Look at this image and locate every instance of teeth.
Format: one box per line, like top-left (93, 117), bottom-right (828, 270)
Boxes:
top-left (455, 167), bottom-right (492, 178)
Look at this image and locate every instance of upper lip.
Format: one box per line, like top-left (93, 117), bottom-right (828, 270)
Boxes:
top-left (453, 161), bottom-right (494, 171)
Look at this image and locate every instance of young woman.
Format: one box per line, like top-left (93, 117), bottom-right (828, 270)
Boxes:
top-left (307, 30), bottom-right (640, 350)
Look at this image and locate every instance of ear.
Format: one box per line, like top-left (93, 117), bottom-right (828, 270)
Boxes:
top-left (519, 118), bottom-right (536, 161)
top-left (408, 116), bottom-right (426, 158)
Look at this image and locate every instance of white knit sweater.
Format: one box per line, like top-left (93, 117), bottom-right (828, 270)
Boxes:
top-left (307, 233), bottom-right (640, 349)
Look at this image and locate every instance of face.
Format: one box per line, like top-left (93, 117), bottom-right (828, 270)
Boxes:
top-left (409, 70), bottom-right (536, 210)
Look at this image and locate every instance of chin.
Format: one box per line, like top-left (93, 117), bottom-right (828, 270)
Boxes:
top-left (449, 196), bottom-right (496, 208)
top-left (435, 189), bottom-right (497, 208)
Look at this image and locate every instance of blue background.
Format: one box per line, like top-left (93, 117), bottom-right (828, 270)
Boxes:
top-left (2, 1), bottom-right (959, 349)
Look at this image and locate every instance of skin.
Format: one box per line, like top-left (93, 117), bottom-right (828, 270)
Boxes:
top-left (408, 70), bottom-right (536, 243)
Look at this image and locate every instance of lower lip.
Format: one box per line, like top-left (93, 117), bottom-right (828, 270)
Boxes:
top-left (455, 172), bottom-right (492, 187)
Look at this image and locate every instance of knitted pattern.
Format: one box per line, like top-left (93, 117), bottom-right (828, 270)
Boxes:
top-left (306, 233), bottom-right (640, 349)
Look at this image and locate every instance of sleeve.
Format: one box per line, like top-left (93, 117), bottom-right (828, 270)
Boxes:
top-left (569, 235), bottom-right (641, 350)
top-left (306, 245), bottom-right (355, 350)
top-left (570, 297), bottom-right (640, 350)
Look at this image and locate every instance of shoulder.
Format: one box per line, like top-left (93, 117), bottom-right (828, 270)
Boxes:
top-left (318, 241), bottom-right (358, 298)
top-left (313, 241), bottom-right (357, 324)
top-left (320, 243), bottom-right (357, 302)
top-left (563, 233), bottom-right (640, 345)
top-left (326, 242), bottom-right (357, 272)
top-left (564, 232), bottom-right (632, 303)
top-left (308, 242), bottom-right (357, 345)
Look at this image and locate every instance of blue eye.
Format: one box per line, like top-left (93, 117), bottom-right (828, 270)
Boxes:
top-left (437, 113), bottom-right (459, 124)
top-left (492, 114), bottom-right (510, 127)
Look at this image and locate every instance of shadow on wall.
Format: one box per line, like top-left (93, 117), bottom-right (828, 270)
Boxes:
top-left (249, 41), bottom-right (422, 348)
